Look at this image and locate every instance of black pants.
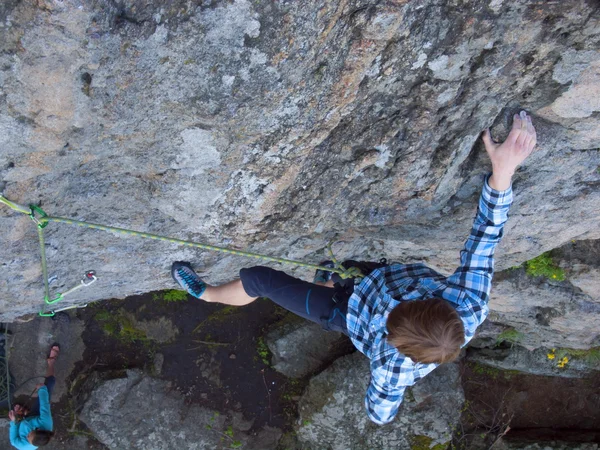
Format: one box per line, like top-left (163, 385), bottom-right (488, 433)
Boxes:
top-left (239, 266), bottom-right (349, 335)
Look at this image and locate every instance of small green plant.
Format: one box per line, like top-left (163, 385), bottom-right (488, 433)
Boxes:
top-left (231, 441), bottom-right (242, 449)
top-left (256, 337), bottom-right (271, 365)
top-left (553, 347), bottom-right (600, 368)
top-left (495, 328), bottom-right (524, 347)
top-left (525, 252), bottom-right (565, 281)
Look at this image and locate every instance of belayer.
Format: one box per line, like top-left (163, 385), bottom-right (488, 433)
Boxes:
top-left (8, 345), bottom-right (59, 448)
top-left (171, 111), bottom-right (537, 424)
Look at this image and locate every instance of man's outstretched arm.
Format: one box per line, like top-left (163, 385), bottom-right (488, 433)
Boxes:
top-left (446, 111), bottom-right (537, 335)
top-left (483, 111), bottom-right (537, 191)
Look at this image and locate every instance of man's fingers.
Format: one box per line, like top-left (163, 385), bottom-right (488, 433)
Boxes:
top-left (516, 126), bottom-right (529, 147)
top-left (507, 115), bottom-right (522, 144)
top-left (523, 135), bottom-right (534, 152)
top-left (482, 128), bottom-right (496, 152)
top-left (511, 113), bottom-right (522, 131)
top-left (526, 115), bottom-right (535, 134)
top-left (519, 110), bottom-right (528, 130)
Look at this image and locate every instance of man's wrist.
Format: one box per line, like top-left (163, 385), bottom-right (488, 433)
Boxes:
top-left (488, 170), bottom-right (513, 191)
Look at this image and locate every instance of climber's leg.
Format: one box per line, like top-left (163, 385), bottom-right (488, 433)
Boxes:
top-left (202, 279), bottom-right (258, 306)
top-left (238, 266), bottom-right (347, 332)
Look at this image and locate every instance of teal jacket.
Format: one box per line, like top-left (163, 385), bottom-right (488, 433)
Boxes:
top-left (9, 386), bottom-right (53, 450)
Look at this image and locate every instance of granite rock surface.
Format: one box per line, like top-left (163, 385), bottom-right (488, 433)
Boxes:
top-left (80, 370), bottom-right (281, 450)
top-left (296, 352), bottom-right (463, 449)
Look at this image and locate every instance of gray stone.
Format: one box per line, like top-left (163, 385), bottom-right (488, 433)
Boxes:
top-left (297, 352), bottom-right (463, 450)
top-left (265, 318), bottom-right (354, 379)
top-left (153, 352), bottom-right (164, 376)
top-left (80, 370), bottom-right (281, 450)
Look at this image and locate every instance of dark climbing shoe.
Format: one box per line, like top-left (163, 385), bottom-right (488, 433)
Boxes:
top-left (313, 260), bottom-right (335, 284)
top-left (171, 261), bottom-right (206, 299)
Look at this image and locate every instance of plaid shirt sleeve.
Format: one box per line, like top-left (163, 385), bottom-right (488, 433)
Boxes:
top-left (446, 175), bottom-right (513, 336)
top-left (365, 372), bottom-right (406, 425)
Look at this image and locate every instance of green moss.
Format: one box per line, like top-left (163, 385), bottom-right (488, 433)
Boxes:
top-left (256, 336), bottom-right (271, 366)
top-left (94, 310), bottom-right (111, 322)
top-left (471, 362), bottom-right (501, 379)
top-left (102, 321), bottom-right (118, 336)
top-left (153, 289), bottom-right (188, 303)
top-left (281, 378), bottom-right (305, 402)
top-left (409, 435), bottom-right (449, 450)
top-left (119, 317), bottom-right (147, 342)
top-left (94, 308), bottom-right (148, 343)
top-left (495, 328), bottom-right (524, 347)
top-left (193, 306), bottom-right (240, 333)
top-left (525, 252), bottom-right (565, 281)
top-left (470, 362), bottom-right (522, 380)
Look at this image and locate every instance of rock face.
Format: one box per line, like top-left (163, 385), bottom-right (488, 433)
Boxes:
top-left (265, 318), bottom-right (354, 378)
top-left (80, 370), bottom-right (281, 450)
top-left (487, 239), bottom-right (600, 351)
top-left (0, 0), bottom-right (599, 351)
top-left (296, 352), bottom-right (463, 450)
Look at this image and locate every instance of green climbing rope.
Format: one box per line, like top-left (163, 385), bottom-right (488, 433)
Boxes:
top-left (1, 324), bottom-right (12, 409)
top-left (0, 194), bottom-right (363, 316)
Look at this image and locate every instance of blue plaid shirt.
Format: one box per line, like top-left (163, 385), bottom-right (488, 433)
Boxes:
top-left (346, 176), bottom-right (513, 424)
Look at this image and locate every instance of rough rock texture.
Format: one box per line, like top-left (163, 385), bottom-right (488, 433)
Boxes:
top-left (265, 317), bottom-right (354, 378)
top-left (296, 352), bottom-right (463, 449)
top-left (486, 239), bottom-right (600, 351)
top-left (80, 370), bottom-right (281, 450)
top-left (466, 346), bottom-right (593, 379)
top-left (0, 0), bottom-right (599, 355)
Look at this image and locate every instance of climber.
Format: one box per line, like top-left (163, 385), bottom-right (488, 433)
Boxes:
top-left (171, 111), bottom-right (537, 425)
top-left (8, 345), bottom-right (58, 448)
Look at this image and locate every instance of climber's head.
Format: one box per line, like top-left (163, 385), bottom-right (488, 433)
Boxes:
top-left (386, 298), bottom-right (465, 364)
top-left (28, 430), bottom-right (54, 446)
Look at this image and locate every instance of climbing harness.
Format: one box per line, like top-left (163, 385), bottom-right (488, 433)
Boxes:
top-left (1, 194), bottom-right (363, 317)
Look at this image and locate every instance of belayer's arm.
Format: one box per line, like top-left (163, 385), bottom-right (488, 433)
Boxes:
top-left (37, 385), bottom-right (54, 431)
